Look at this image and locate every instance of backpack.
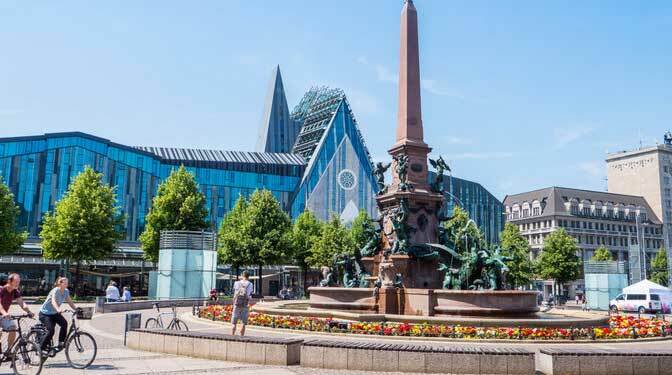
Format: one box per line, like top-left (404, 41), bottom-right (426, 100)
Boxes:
top-left (233, 281), bottom-right (250, 307)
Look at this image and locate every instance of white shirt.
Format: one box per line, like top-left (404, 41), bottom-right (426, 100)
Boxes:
top-left (233, 280), bottom-right (254, 299)
top-left (106, 285), bottom-right (120, 300)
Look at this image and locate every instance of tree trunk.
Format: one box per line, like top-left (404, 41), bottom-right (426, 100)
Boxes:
top-left (73, 261), bottom-right (80, 296)
top-left (257, 264), bottom-right (263, 296)
top-left (302, 266), bottom-right (308, 297)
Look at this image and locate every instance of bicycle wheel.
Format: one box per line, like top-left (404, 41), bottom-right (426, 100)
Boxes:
top-left (65, 331), bottom-right (97, 369)
top-left (174, 319), bottom-right (189, 331)
top-left (144, 318), bottom-right (160, 329)
top-left (11, 339), bottom-right (43, 375)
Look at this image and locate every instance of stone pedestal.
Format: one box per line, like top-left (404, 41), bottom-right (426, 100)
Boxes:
top-left (378, 286), bottom-right (400, 315)
top-left (362, 254), bottom-right (442, 290)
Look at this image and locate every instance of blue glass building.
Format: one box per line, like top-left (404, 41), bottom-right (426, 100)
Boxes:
top-left (430, 172), bottom-right (505, 244)
top-left (0, 66), bottom-right (504, 296)
top-left (0, 132), bottom-right (305, 241)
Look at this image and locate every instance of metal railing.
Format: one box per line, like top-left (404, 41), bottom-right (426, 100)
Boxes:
top-left (159, 230), bottom-right (216, 251)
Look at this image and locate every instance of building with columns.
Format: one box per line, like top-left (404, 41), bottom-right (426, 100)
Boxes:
top-left (504, 187), bottom-right (664, 298)
top-left (606, 134), bottom-right (672, 284)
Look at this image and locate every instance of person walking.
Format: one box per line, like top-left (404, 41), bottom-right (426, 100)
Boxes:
top-left (0, 274), bottom-right (34, 354)
top-left (581, 294), bottom-right (588, 311)
top-left (39, 277), bottom-right (78, 353)
top-left (231, 271), bottom-right (253, 336)
top-left (105, 280), bottom-right (120, 302)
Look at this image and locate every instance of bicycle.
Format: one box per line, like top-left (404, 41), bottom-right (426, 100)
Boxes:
top-left (0, 314), bottom-right (43, 375)
top-left (144, 303), bottom-right (189, 331)
top-left (29, 309), bottom-right (97, 369)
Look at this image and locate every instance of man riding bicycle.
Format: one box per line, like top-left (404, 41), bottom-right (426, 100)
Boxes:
top-left (0, 273), bottom-right (34, 355)
top-left (39, 277), bottom-right (78, 354)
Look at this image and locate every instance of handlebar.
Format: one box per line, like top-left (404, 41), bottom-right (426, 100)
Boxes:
top-left (7, 313), bottom-right (34, 320)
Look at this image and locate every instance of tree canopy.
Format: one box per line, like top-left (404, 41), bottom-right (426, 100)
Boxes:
top-left (349, 210), bottom-right (374, 252)
top-left (243, 189), bottom-right (292, 295)
top-left (591, 246), bottom-right (613, 261)
top-left (0, 176), bottom-right (26, 255)
top-left (443, 206), bottom-right (485, 255)
top-left (537, 228), bottom-right (582, 288)
top-left (217, 195), bottom-right (250, 272)
top-left (288, 210), bottom-right (323, 293)
top-left (308, 215), bottom-right (354, 268)
top-left (650, 247), bottom-right (668, 287)
top-left (499, 222), bottom-right (534, 288)
top-left (139, 166), bottom-right (209, 262)
top-left (40, 167), bottom-right (123, 293)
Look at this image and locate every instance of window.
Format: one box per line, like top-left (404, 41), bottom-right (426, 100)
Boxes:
top-left (626, 294), bottom-right (646, 300)
top-left (533, 207), bottom-right (540, 216)
top-left (522, 209), bottom-right (529, 217)
top-left (582, 207), bottom-right (590, 216)
top-left (650, 294), bottom-right (660, 301)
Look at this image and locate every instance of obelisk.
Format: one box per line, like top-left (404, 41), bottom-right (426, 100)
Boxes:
top-left (371, 0), bottom-right (445, 299)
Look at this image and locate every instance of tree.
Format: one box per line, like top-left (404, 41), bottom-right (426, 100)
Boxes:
top-left (499, 222), bottom-right (534, 288)
top-left (40, 167), bottom-right (123, 295)
top-left (537, 228), bottom-right (582, 298)
top-left (139, 166), bottom-right (208, 262)
top-left (0, 177), bottom-right (26, 255)
top-left (289, 210), bottom-right (323, 294)
top-left (591, 246), bottom-right (613, 261)
top-left (349, 210), bottom-right (374, 252)
top-left (217, 196), bottom-right (251, 278)
top-left (244, 190), bottom-right (292, 296)
top-left (650, 248), bottom-right (668, 287)
top-left (308, 215), bottom-right (354, 268)
top-left (443, 206), bottom-right (485, 254)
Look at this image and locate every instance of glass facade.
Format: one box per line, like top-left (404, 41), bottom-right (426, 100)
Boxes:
top-left (431, 172), bottom-right (505, 244)
top-left (0, 132), bottom-right (304, 242)
top-left (290, 99), bottom-right (377, 222)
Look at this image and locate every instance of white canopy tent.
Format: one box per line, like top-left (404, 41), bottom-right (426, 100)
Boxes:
top-left (623, 279), bottom-right (670, 294)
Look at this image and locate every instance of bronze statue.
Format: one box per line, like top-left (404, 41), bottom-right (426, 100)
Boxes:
top-left (429, 156), bottom-right (451, 193)
top-left (360, 224), bottom-right (381, 257)
top-left (372, 162), bottom-right (391, 195)
top-left (393, 154), bottom-right (411, 191)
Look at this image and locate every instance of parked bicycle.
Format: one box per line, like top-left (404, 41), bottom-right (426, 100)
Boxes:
top-left (28, 309), bottom-right (97, 369)
top-left (0, 314), bottom-right (43, 375)
top-left (145, 303), bottom-right (189, 331)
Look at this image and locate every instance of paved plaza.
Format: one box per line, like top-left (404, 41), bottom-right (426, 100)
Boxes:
top-left (2, 305), bottom-right (672, 375)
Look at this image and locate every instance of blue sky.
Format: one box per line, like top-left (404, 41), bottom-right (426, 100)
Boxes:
top-left (1, 1), bottom-right (671, 199)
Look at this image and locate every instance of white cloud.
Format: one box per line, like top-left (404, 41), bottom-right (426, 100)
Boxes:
top-left (577, 161), bottom-right (604, 178)
top-left (346, 89), bottom-right (380, 117)
top-left (444, 136), bottom-right (472, 145)
top-left (553, 126), bottom-right (594, 149)
top-left (355, 56), bottom-right (369, 65)
top-left (375, 64), bottom-right (397, 84)
top-left (449, 152), bottom-right (513, 160)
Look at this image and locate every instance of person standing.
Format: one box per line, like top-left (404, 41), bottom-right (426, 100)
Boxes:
top-left (231, 271), bottom-right (253, 336)
top-left (105, 280), bottom-right (120, 302)
top-left (39, 277), bottom-right (78, 353)
top-left (0, 274), bottom-right (34, 353)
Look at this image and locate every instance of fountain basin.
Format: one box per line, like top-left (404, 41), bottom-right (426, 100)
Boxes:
top-left (433, 289), bottom-right (539, 316)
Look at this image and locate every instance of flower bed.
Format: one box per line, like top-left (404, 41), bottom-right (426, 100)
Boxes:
top-left (197, 305), bottom-right (671, 341)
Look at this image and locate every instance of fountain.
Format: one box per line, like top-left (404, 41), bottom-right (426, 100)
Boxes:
top-left (251, 0), bottom-right (606, 329)
top-left (307, 0), bottom-right (538, 319)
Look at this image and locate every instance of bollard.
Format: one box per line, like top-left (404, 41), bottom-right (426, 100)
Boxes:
top-left (124, 313), bottom-right (142, 346)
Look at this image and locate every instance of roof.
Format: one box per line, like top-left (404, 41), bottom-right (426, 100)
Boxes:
top-left (503, 186), bottom-right (662, 224)
top-left (134, 146), bottom-right (306, 166)
top-left (623, 279), bottom-right (670, 294)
